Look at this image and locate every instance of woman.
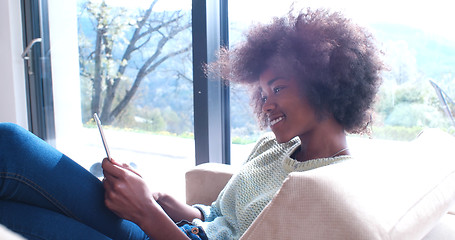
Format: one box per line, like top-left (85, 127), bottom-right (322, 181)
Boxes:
top-left (0, 8), bottom-right (383, 240)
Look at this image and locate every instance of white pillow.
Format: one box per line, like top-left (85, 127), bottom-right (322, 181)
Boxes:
top-left (241, 129), bottom-right (455, 240)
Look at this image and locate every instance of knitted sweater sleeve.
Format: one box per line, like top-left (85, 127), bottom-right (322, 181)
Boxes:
top-left (191, 177), bottom-right (234, 238)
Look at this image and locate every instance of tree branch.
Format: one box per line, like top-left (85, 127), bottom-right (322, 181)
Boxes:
top-left (110, 43), bottom-right (192, 120)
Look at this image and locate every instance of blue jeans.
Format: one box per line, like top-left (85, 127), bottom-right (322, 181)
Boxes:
top-left (0, 123), bottom-right (150, 239)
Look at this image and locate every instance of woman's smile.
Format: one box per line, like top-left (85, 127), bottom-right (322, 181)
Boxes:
top-left (270, 115), bottom-right (285, 127)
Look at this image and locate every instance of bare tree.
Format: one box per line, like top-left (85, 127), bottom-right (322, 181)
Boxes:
top-left (78, 0), bottom-right (192, 124)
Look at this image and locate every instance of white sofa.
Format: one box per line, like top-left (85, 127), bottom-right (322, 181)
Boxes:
top-left (186, 129), bottom-right (455, 239)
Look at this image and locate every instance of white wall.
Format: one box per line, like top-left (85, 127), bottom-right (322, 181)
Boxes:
top-left (0, 0), bottom-right (28, 128)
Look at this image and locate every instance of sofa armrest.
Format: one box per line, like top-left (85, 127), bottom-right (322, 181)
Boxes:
top-left (185, 163), bottom-right (236, 206)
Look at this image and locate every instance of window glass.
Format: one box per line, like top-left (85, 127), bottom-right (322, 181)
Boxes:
top-left (48, 0), bottom-right (192, 201)
top-left (228, 0), bottom-right (455, 157)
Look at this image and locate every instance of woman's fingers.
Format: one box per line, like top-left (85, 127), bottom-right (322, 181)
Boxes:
top-left (122, 164), bottom-right (142, 178)
top-left (102, 158), bottom-right (119, 177)
top-left (102, 158), bottom-right (142, 178)
top-left (103, 170), bottom-right (153, 221)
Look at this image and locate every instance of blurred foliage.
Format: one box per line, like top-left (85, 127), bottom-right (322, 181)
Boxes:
top-left (371, 125), bottom-right (424, 141)
top-left (384, 103), bottom-right (447, 128)
top-left (373, 78), bottom-right (453, 140)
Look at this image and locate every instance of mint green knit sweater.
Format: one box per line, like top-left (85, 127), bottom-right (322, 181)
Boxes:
top-left (193, 133), bottom-right (350, 240)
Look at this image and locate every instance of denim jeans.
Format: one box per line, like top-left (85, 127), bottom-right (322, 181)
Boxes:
top-left (0, 123), bottom-right (150, 240)
top-left (179, 224), bottom-right (208, 240)
top-left (177, 221), bottom-right (208, 240)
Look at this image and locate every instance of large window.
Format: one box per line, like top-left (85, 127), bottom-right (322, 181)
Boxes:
top-left (41, 0), bottom-right (194, 201)
top-left (22, 0), bottom-right (236, 201)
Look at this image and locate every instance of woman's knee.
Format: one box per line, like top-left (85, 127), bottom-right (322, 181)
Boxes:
top-left (0, 123), bottom-right (44, 155)
top-left (0, 123), bottom-right (29, 142)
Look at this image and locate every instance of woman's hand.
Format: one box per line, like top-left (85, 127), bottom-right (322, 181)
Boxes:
top-left (102, 158), bottom-right (154, 223)
top-left (102, 158), bottom-right (191, 239)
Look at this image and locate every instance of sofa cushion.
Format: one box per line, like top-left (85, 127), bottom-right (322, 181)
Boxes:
top-left (240, 129), bottom-right (455, 240)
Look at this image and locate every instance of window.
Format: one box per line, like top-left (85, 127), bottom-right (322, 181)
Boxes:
top-left (21, 0), bottom-right (55, 145)
top-left (22, 0), bottom-right (236, 201)
top-left (38, 0), bottom-right (194, 201)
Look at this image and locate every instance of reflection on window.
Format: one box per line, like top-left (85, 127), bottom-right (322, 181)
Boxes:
top-left (228, 0), bottom-right (455, 144)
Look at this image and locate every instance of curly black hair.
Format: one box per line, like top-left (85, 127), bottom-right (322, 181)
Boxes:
top-left (210, 8), bottom-right (384, 134)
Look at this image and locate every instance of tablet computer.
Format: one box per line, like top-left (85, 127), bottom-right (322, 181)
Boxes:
top-left (94, 113), bottom-right (112, 161)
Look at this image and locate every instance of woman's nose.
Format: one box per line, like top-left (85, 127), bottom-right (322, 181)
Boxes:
top-left (262, 98), bottom-right (275, 113)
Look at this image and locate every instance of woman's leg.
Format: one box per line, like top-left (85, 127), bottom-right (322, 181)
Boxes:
top-left (0, 200), bottom-right (110, 240)
top-left (0, 123), bottom-right (149, 240)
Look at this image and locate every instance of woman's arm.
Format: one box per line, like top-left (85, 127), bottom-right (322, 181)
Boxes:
top-left (153, 192), bottom-right (204, 222)
top-left (132, 198), bottom-right (191, 240)
top-left (102, 158), bottom-right (195, 239)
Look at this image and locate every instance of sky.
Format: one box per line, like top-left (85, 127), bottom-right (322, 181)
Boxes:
top-left (92, 0), bottom-right (455, 43)
top-left (92, 0), bottom-right (190, 11)
top-left (229, 0), bottom-right (455, 43)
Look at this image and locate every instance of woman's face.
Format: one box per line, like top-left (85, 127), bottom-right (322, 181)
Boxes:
top-left (259, 68), bottom-right (320, 143)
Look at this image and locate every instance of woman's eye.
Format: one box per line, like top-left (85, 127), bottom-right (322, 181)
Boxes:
top-left (261, 96), bottom-right (268, 103)
top-left (273, 87), bottom-right (282, 94)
